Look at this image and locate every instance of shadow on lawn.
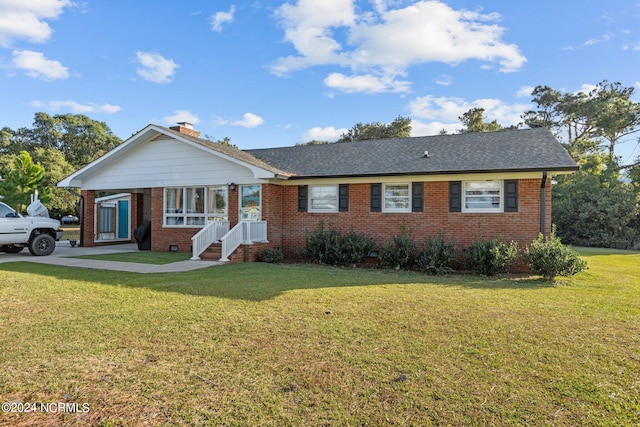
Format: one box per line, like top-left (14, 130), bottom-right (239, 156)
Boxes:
top-left (0, 262), bottom-right (554, 301)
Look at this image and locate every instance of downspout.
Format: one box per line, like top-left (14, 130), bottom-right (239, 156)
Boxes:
top-left (540, 171), bottom-right (548, 235)
top-left (64, 188), bottom-right (85, 247)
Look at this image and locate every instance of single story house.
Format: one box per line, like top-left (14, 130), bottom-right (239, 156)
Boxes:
top-left (57, 123), bottom-right (578, 262)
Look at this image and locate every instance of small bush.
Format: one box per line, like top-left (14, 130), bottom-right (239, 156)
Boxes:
top-left (464, 238), bottom-right (519, 276)
top-left (302, 222), bottom-right (376, 266)
top-left (380, 226), bottom-right (418, 270)
top-left (524, 229), bottom-right (587, 280)
top-left (302, 222), bottom-right (342, 265)
top-left (257, 248), bottom-right (283, 263)
top-left (416, 233), bottom-right (456, 275)
top-left (339, 230), bottom-right (376, 266)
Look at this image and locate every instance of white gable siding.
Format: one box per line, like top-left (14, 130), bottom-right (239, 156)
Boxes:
top-left (80, 137), bottom-right (262, 190)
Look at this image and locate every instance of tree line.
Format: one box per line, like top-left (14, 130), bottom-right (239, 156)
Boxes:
top-left (0, 113), bottom-right (122, 216)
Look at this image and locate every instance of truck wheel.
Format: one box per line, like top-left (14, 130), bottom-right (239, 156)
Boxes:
top-left (28, 234), bottom-right (55, 256)
top-left (1, 245), bottom-right (24, 253)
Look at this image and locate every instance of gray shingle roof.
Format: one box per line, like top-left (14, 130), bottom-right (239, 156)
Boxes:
top-left (246, 128), bottom-right (578, 178)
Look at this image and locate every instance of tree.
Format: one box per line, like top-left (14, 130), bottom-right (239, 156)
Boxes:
top-left (203, 135), bottom-right (238, 149)
top-left (336, 115), bottom-right (411, 142)
top-left (458, 108), bottom-right (505, 133)
top-left (296, 140), bottom-right (329, 146)
top-left (521, 81), bottom-right (640, 165)
top-left (30, 113), bottom-right (122, 168)
top-left (553, 173), bottom-right (639, 249)
top-left (30, 147), bottom-right (77, 217)
top-left (584, 81), bottom-right (640, 164)
top-left (0, 151), bottom-right (51, 212)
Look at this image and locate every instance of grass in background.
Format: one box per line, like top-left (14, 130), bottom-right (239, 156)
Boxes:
top-left (0, 249), bottom-right (638, 426)
top-left (60, 225), bottom-right (80, 242)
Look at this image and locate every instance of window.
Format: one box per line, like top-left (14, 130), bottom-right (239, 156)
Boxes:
top-left (309, 185), bottom-right (338, 212)
top-left (383, 183), bottom-right (410, 212)
top-left (164, 186), bottom-right (228, 226)
top-left (463, 181), bottom-right (502, 212)
top-left (208, 187), bottom-right (227, 219)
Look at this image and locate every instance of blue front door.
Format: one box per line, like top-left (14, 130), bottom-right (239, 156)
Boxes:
top-left (117, 200), bottom-right (129, 239)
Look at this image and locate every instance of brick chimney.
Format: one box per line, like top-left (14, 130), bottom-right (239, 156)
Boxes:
top-left (169, 122), bottom-right (201, 138)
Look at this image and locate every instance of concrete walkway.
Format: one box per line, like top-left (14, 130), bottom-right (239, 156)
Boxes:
top-left (0, 241), bottom-right (224, 273)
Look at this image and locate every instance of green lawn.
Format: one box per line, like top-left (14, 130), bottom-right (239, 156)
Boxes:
top-left (73, 251), bottom-right (192, 265)
top-left (0, 250), bottom-right (638, 426)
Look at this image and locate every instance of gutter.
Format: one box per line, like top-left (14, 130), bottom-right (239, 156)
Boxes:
top-left (540, 171), bottom-right (548, 234)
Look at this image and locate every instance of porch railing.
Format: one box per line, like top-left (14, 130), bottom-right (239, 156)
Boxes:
top-left (219, 221), bottom-right (268, 262)
top-left (190, 220), bottom-right (230, 260)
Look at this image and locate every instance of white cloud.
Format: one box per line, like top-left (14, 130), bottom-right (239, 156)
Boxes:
top-left (584, 32), bottom-right (613, 46)
top-left (577, 84), bottom-right (597, 95)
top-left (408, 95), bottom-right (530, 128)
top-left (434, 74), bottom-right (452, 86)
top-left (135, 51), bottom-right (178, 83)
top-left (31, 100), bottom-right (120, 114)
top-left (162, 110), bottom-right (200, 125)
top-left (410, 120), bottom-right (460, 136)
top-left (211, 5), bottom-right (235, 32)
top-left (517, 85), bottom-right (535, 98)
top-left (0, 0), bottom-right (72, 47)
top-left (272, 0), bottom-right (526, 93)
top-left (301, 126), bottom-right (348, 142)
top-left (324, 72), bottom-right (410, 93)
top-left (11, 49), bottom-right (69, 80)
top-left (231, 113), bottom-right (264, 128)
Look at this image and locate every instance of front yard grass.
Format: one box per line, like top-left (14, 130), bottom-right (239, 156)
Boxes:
top-left (0, 249), bottom-right (638, 426)
top-left (73, 251), bottom-right (192, 265)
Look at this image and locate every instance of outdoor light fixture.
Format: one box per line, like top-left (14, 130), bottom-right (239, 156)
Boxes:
top-left (169, 244), bottom-right (179, 252)
top-left (229, 183), bottom-right (237, 191)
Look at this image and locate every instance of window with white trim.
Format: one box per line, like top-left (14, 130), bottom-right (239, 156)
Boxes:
top-left (463, 180), bottom-right (502, 212)
top-left (309, 185), bottom-right (338, 212)
top-left (164, 186), bottom-right (228, 226)
top-left (383, 183), bottom-right (410, 212)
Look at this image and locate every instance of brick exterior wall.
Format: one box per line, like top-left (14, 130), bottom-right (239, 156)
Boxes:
top-left (150, 187), bottom-right (196, 252)
top-left (83, 179), bottom-right (552, 263)
top-left (274, 179), bottom-right (551, 259)
top-left (81, 190), bottom-right (95, 247)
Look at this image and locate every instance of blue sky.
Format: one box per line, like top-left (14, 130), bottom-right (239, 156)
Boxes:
top-left (1, 0), bottom-right (639, 165)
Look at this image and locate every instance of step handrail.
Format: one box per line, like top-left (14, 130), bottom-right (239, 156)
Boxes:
top-left (219, 222), bottom-right (244, 262)
top-left (219, 221), bottom-right (268, 262)
top-left (190, 220), bottom-right (229, 260)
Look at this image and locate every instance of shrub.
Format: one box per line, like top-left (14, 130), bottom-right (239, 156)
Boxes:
top-left (416, 233), bottom-right (456, 275)
top-left (380, 226), bottom-right (418, 270)
top-left (257, 247), bottom-right (283, 263)
top-left (464, 238), bottom-right (519, 276)
top-left (302, 222), bottom-right (342, 265)
top-left (524, 229), bottom-right (587, 280)
top-left (302, 222), bottom-right (376, 266)
top-left (339, 230), bottom-right (376, 266)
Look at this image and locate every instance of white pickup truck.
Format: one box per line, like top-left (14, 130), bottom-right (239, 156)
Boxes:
top-left (0, 200), bottom-right (64, 256)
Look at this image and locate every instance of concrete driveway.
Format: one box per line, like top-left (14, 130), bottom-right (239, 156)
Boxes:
top-left (0, 241), bottom-right (223, 273)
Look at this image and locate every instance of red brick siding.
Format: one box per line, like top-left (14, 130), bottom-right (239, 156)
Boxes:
top-left (149, 185), bottom-right (243, 253)
top-left (150, 187), bottom-right (195, 252)
top-left (278, 179), bottom-right (551, 258)
top-left (84, 179), bottom-right (551, 262)
top-left (81, 190), bottom-right (95, 247)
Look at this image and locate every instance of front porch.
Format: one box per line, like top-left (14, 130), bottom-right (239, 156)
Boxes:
top-left (80, 184), bottom-right (275, 263)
